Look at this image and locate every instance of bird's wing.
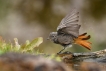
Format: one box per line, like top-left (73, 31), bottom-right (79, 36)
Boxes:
top-left (57, 8), bottom-right (80, 37)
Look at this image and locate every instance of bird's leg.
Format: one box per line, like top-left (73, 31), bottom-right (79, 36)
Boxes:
top-left (57, 47), bottom-right (66, 54)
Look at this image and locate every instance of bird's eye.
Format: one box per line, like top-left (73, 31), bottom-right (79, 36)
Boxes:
top-left (52, 35), bottom-right (55, 38)
top-left (52, 36), bottom-right (54, 37)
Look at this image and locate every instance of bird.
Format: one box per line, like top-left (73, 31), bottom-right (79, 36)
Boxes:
top-left (47, 8), bottom-right (91, 54)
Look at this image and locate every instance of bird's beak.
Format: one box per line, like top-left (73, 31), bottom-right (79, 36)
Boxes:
top-left (47, 37), bottom-right (49, 40)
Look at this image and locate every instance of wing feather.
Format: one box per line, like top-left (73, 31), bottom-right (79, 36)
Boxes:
top-left (57, 8), bottom-right (80, 37)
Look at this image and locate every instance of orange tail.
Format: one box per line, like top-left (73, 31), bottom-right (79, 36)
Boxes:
top-left (74, 33), bottom-right (92, 50)
top-left (78, 33), bottom-right (91, 40)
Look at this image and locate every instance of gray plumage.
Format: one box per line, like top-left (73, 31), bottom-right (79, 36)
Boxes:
top-left (48, 8), bottom-right (81, 53)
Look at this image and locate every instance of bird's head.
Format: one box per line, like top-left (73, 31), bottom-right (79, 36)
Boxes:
top-left (47, 32), bottom-right (57, 41)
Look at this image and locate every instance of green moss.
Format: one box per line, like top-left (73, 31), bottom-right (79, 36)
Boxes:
top-left (0, 37), bottom-right (43, 54)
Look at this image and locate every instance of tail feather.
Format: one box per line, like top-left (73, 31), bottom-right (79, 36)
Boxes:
top-left (79, 33), bottom-right (87, 36)
top-left (78, 33), bottom-right (91, 40)
top-left (80, 35), bottom-right (91, 40)
top-left (74, 33), bottom-right (91, 50)
top-left (75, 39), bottom-right (91, 50)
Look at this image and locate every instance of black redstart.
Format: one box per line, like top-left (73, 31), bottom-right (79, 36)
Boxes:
top-left (48, 8), bottom-right (91, 54)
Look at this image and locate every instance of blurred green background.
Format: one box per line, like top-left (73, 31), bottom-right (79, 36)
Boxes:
top-left (0, 0), bottom-right (106, 54)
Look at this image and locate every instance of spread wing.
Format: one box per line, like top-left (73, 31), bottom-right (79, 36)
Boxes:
top-left (57, 8), bottom-right (80, 37)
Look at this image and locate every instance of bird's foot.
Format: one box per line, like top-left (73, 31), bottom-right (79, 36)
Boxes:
top-left (57, 51), bottom-right (62, 55)
top-left (57, 51), bottom-right (72, 55)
